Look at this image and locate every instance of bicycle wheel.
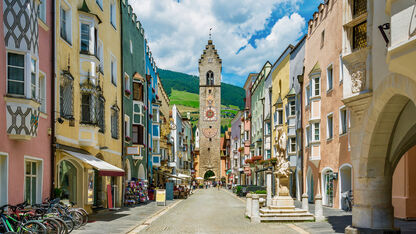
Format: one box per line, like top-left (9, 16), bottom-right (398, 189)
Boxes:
top-left (21, 221), bottom-right (47, 234)
top-left (61, 216), bottom-right (74, 233)
top-left (42, 218), bottom-right (60, 234)
top-left (73, 208), bottom-right (88, 226)
top-left (51, 217), bottom-right (68, 234)
top-left (68, 211), bottom-right (83, 229)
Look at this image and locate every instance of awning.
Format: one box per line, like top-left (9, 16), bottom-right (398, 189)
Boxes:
top-left (226, 169), bottom-right (232, 175)
top-left (177, 173), bottom-right (191, 178)
top-left (63, 150), bottom-right (125, 176)
top-left (196, 177), bottom-right (203, 180)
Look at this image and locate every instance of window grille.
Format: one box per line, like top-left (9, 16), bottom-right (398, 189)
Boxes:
top-left (60, 74), bottom-right (74, 118)
top-left (97, 96), bottom-right (105, 132)
top-left (81, 94), bottom-right (94, 124)
top-left (353, 21), bottom-right (367, 50)
top-left (353, 0), bottom-right (367, 18)
top-left (111, 106), bottom-right (119, 139)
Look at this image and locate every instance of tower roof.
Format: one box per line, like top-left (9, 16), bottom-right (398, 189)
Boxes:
top-left (198, 40), bottom-right (222, 64)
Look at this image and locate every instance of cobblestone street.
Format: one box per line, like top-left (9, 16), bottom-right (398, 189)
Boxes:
top-left (133, 189), bottom-right (301, 234)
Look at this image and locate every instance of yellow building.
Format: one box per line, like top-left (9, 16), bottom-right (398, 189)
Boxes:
top-left (54, 0), bottom-right (123, 213)
top-left (271, 46), bottom-right (293, 158)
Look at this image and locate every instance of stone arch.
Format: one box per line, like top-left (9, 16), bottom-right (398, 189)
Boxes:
top-left (206, 70), bottom-right (214, 86)
top-left (351, 74), bottom-right (416, 229)
top-left (124, 159), bottom-right (131, 182)
top-left (56, 155), bottom-right (84, 207)
top-left (203, 170), bottom-right (215, 180)
top-left (138, 163), bottom-right (145, 180)
top-left (339, 163), bottom-right (352, 210)
top-left (321, 167), bottom-right (334, 206)
top-left (306, 167), bottom-right (314, 203)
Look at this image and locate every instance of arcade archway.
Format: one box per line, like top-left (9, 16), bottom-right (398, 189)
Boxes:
top-left (204, 170), bottom-right (215, 180)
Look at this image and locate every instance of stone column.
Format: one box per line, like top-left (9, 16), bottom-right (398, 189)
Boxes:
top-left (246, 193), bottom-right (252, 217)
top-left (314, 194), bottom-right (325, 221)
top-left (266, 170), bottom-right (272, 207)
top-left (251, 194), bottom-right (261, 223)
top-left (302, 193), bottom-right (309, 211)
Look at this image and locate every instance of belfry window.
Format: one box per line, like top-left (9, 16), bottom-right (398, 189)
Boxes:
top-left (206, 71), bottom-right (214, 86)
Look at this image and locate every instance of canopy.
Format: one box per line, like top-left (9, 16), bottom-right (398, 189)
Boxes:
top-left (196, 177), bottom-right (204, 180)
top-left (63, 150), bottom-right (124, 176)
top-left (168, 178), bottom-right (181, 181)
top-left (178, 173), bottom-right (191, 178)
top-left (209, 176), bottom-right (216, 179)
top-left (226, 169), bottom-right (232, 175)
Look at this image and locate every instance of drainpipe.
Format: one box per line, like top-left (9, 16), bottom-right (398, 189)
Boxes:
top-left (119, 4), bottom-right (125, 206)
top-left (51, 0), bottom-right (56, 198)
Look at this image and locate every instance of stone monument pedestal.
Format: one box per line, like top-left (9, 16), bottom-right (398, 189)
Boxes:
top-left (258, 173), bottom-right (315, 222)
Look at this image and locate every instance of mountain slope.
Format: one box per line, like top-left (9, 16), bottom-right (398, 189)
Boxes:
top-left (158, 69), bottom-right (245, 109)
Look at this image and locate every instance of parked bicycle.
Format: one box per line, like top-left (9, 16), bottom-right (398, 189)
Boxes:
top-left (341, 190), bottom-right (353, 212)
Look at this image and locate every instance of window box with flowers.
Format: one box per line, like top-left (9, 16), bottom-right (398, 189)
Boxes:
top-left (252, 155), bottom-right (263, 161)
top-left (245, 158), bottom-right (253, 164)
top-left (125, 89), bottom-right (131, 96)
top-left (125, 136), bottom-right (131, 142)
top-left (238, 147), bottom-right (244, 152)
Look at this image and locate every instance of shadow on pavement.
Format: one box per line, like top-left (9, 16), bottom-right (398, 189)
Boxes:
top-left (326, 215), bottom-right (352, 233)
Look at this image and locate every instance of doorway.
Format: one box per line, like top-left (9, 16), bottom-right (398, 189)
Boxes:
top-left (322, 168), bottom-right (334, 207)
top-left (307, 167), bottom-right (314, 203)
top-left (59, 160), bottom-right (77, 204)
top-left (0, 154), bottom-right (7, 206)
top-left (339, 164), bottom-right (352, 210)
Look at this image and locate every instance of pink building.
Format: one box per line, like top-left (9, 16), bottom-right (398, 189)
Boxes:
top-left (302, 0), bottom-right (351, 209)
top-left (0, 0), bottom-right (53, 206)
top-left (241, 73), bottom-right (257, 185)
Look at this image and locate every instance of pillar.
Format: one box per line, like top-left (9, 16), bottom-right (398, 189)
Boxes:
top-left (251, 194), bottom-right (261, 223)
top-left (314, 194), bottom-right (325, 221)
top-left (246, 193), bottom-right (252, 217)
top-left (266, 170), bottom-right (272, 207)
top-left (302, 193), bottom-right (309, 211)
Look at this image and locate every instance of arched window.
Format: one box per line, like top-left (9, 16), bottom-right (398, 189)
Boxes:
top-left (206, 71), bottom-right (214, 86)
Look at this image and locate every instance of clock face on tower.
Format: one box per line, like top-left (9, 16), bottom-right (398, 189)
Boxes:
top-left (204, 108), bottom-right (216, 121)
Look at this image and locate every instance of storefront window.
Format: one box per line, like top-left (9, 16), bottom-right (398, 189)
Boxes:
top-left (87, 170), bottom-right (94, 204)
top-left (59, 160), bottom-right (77, 204)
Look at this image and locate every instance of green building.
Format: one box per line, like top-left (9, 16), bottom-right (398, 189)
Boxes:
top-left (121, 0), bottom-right (147, 182)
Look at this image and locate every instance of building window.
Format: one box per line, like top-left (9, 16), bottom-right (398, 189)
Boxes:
top-left (133, 102), bottom-right (144, 125)
top-left (290, 137), bottom-right (296, 153)
top-left (60, 5), bottom-right (72, 44)
top-left (81, 94), bottom-right (95, 124)
top-left (244, 131), bottom-right (249, 141)
top-left (152, 139), bottom-right (159, 153)
top-left (313, 77), bottom-right (320, 97)
top-left (313, 122), bottom-right (320, 141)
top-left (39, 72), bottom-right (46, 113)
top-left (305, 126), bottom-right (311, 146)
top-left (124, 73), bottom-right (130, 94)
top-left (133, 82), bottom-right (144, 102)
top-left (132, 124), bottom-right (144, 145)
top-left (339, 54), bottom-right (343, 83)
top-left (38, 0), bottom-right (46, 23)
top-left (96, 0), bottom-right (103, 10)
top-left (31, 59), bottom-right (37, 99)
top-left (80, 23), bottom-right (90, 53)
top-left (206, 71), bottom-right (214, 86)
top-left (320, 30), bottom-right (325, 48)
top-left (111, 57), bottom-right (117, 86)
top-left (353, 0), bottom-right (367, 18)
top-left (289, 100), bottom-right (295, 116)
top-left (327, 65), bottom-right (333, 91)
top-left (124, 115), bottom-right (130, 138)
top-left (97, 40), bottom-right (104, 74)
top-left (7, 53), bottom-right (25, 95)
top-left (111, 106), bottom-right (119, 139)
top-left (60, 75), bottom-right (73, 118)
top-left (110, 1), bottom-right (116, 29)
top-left (353, 21), bottom-right (367, 50)
top-left (25, 160), bottom-right (40, 205)
top-left (278, 109), bottom-right (283, 125)
top-left (97, 97), bottom-right (105, 132)
top-left (340, 108), bottom-right (348, 134)
top-left (152, 108), bottom-right (159, 123)
top-left (327, 114), bottom-right (333, 139)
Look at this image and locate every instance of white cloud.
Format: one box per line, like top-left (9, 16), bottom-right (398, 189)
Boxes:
top-left (130, 0), bottom-right (306, 86)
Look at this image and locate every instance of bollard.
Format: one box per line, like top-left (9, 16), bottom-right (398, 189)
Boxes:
top-left (251, 194), bottom-right (261, 223)
top-left (246, 193), bottom-right (252, 217)
top-left (266, 170), bottom-right (272, 207)
top-left (302, 193), bottom-right (309, 211)
top-left (314, 194), bottom-right (325, 221)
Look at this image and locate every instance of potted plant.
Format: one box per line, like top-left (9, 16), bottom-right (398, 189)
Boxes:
top-left (125, 136), bottom-right (131, 142)
top-left (125, 89), bottom-right (131, 95)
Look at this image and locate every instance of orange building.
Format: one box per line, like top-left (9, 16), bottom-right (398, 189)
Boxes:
top-left (302, 0), bottom-right (351, 209)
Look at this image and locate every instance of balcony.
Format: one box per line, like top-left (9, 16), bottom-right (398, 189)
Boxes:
top-left (5, 96), bottom-right (40, 140)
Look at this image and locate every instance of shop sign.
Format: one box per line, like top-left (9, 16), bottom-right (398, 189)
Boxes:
top-left (127, 146), bottom-right (140, 155)
top-left (132, 155), bottom-right (143, 160)
top-left (156, 189), bottom-right (166, 206)
top-left (153, 155), bottom-right (161, 167)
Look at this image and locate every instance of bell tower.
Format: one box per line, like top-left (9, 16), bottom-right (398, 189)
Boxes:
top-left (198, 39), bottom-right (222, 179)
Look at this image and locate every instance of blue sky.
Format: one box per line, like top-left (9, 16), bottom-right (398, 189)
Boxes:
top-left (132, 0), bottom-right (324, 87)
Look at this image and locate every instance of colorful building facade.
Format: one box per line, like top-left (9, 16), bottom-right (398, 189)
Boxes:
top-left (1, 0), bottom-right (53, 206)
top-left (54, 0), bottom-right (124, 212)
